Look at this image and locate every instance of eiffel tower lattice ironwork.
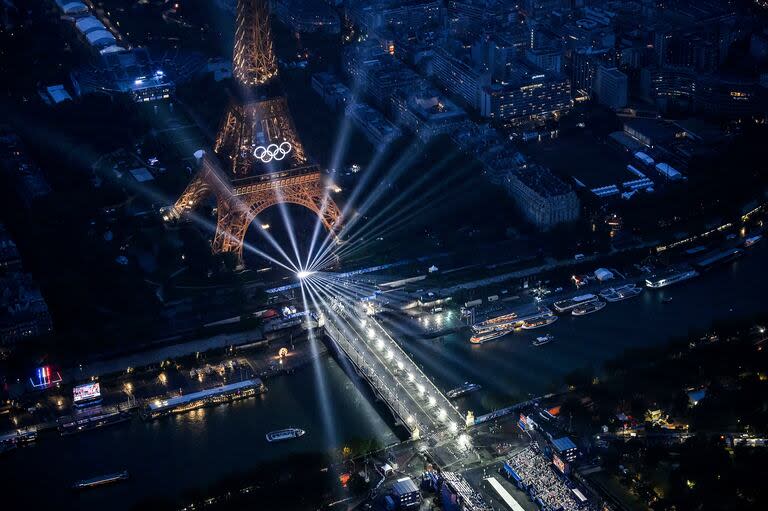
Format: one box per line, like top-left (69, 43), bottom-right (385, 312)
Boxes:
top-left (169, 0), bottom-right (341, 264)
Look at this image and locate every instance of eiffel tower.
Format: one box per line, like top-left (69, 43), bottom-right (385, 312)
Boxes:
top-left (169, 0), bottom-right (341, 264)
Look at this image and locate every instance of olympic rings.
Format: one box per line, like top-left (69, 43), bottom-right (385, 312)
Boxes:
top-left (253, 142), bottom-right (292, 163)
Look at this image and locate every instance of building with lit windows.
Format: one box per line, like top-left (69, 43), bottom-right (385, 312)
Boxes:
top-left (480, 62), bottom-right (572, 122)
top-left (348, 0), bottom-right (441, 35)
top-left (571, 47), bottom-right (610, 94)
top-left (344, 41), bottom-right (424, 111)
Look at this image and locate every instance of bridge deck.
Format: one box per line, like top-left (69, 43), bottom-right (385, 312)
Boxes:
top-left (324, 309), bottom-right (462, 437)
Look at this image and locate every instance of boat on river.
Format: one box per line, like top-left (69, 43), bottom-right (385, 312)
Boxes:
top-left (73, 470), bottom-right (129, 490)
top-left (266, 428), bottom-right (305, 442)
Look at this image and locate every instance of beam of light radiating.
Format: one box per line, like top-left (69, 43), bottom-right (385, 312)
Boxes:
top-left (309, 144), bottom-right (455, 268)
top-left (272, 187), bottom-right (304, 271)
top-left (304, 74), bottom-right (366, 269)
top-left (306, 141), bottom-right (422, 272)
top-left (188, 159), bottom-right (301, 273)
top-left (309, 149), bottom-right (460, 268)
top-left (295, 281), bottom-right (344, 461)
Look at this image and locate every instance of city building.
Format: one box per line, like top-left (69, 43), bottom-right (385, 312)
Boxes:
top-left (525, 47), bottom-right (563, 74)
top-left (480, 61), bottom-right (572, 123)
top-left (390, 89), bottom-right (470, 142)
top-left (0, 225), bottom-right (21, 271)
top-left (348, 0), bottom-right (442, 36)
top-left (311, 72), bottom-right (353, 112)
top-left (593, 65), bottom-right (628, 109)
top-left (0, 226), bottom-right (53, 346)
top-left (431, 46), bottom-right (491, 110)
top-left (0, 132), bottom-right (52, 208)
top-left (571, 47), bottom-right (610, 95)
top-left (504, 165), bottom-right (580, 229)
top-left (72, 49), bottom-right (177, 103)
top-left (0, 272), bottom-right (53, 346)
top-left (390, 477), bottom-right (422, 510)
top-left (344, 41), bottom-right (424, 111)
top-left (551, 436), bottom-right (579, 463)
top-left (345, 102), bottom-right (402, 146)
top-left (273, 0), bottom-right (340, 34)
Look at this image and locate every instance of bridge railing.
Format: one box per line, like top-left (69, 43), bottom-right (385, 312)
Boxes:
top-left (324, 318), bottom-right (417, 434)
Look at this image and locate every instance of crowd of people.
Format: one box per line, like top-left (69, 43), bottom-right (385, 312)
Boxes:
top-left (507, 445), bottom-right (598, 511)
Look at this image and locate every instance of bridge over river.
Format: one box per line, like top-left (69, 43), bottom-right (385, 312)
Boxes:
top-left (323, 304), bottom-right (464, 438)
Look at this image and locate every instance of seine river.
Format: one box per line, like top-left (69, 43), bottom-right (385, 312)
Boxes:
top-left (2, 243), bottom-right (766, 510)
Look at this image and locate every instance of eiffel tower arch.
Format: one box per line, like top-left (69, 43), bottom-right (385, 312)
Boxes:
top-left (169, 0), bottom-right (341, 266)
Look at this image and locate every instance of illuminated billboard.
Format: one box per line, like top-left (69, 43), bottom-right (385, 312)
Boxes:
top-left (73, 382), bottom-right (102, 404)
top-left (553, 454), bottom-right (567, 474)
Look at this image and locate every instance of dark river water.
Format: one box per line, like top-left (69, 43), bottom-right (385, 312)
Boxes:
top-left (2, 243), bottom-right (766, 510)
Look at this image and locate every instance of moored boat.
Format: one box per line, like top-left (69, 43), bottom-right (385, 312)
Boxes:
top-left (553, 294), bottom-right (596, 312)
top-left (600, 284), bottom-right (643, 302)
top-left (572, 300), bottom-right (606, 316)
top-left (471, 312), bottom-right (518, 332)
top-left (520, 314), bottom-right (558, 330)
top-left (645, 268), bottom-right (698, 288)
top-left (469, 326), bottom-right (512, 344)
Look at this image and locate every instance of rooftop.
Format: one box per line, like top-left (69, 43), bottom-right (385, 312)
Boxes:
top-left (552, 436), bottom-right (578, 452)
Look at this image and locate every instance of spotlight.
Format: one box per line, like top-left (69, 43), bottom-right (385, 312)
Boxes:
top-left (297, 270), bottom-right (315, 280)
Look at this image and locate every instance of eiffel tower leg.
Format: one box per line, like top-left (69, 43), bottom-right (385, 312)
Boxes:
top-left (304, 183), bottom-right (342, 236)
top-left (171, 171), bottom-right (211, 219)
top-left (211, 195), bottom-right (252, 266)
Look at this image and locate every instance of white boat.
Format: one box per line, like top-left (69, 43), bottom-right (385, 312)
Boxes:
top-left (645, 268), bottom-right (698, 288)
top-left (532, 334), bottom-right (554, 346)
top-left (553, 294), bottom-right (597, 312)
top-left (266, 428), bottom-right (305, 442)
top-left (469, 327), bottom-right (512, 344)
top-left (600, 284), bottom-right (642, 302)
top-left (572, 300), bottom-right (606, 316)
top-left (520, 314), bottom-right (558, 329)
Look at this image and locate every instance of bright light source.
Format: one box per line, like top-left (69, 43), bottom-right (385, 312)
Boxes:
top-left (396, 360), bottom-right (404, 370)
top-left (428, 396), bottom-right (436, 407)
top-left (407, 372), bottom-right (415, 382)
top-left (297, 270), bottom-right (314, 280)
top-left (438, 408), bottom-right (447, 419)
top-left (417, 384), bottom-right (425, 394)
top-left (449, 422), bottom-right (458, 434)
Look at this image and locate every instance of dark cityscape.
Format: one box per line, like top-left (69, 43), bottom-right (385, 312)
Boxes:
top-left (1, 0), bottom-right (768, 510)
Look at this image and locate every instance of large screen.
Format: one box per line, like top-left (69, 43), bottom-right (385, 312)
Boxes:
top-left (553, 454), bottom-right (567, 474)
top-left (73, 382), bottom-right (101, 403)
